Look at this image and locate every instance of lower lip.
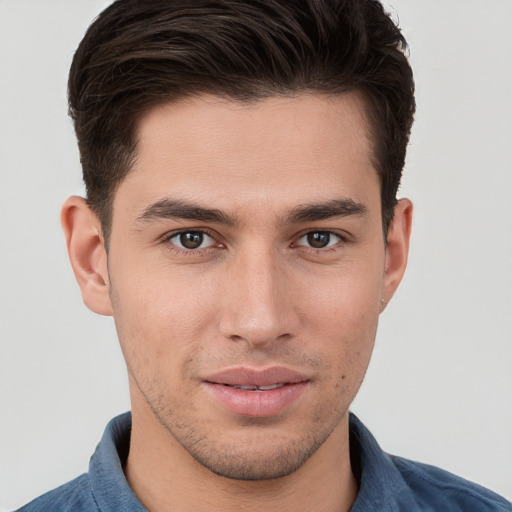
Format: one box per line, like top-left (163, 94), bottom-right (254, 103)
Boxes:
top-left (204, 382), bottom-right (309, 417)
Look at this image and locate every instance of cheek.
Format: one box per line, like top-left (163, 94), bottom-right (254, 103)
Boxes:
top-left (114, 257), bottom-right (219, 328)
top-left (301, 261), bottom-right (382, 333)
top-left (299, 263), bottom-right (381, 380)
top-left (109, 265), bottom-right (219, 380)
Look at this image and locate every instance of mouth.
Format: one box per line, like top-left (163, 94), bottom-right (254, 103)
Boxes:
top-left (203, 367), bottom-right (310, 417)
top-left (221, 383), bottom-right (288, 391)
top-left (205, 366), bottom-right (309, 387)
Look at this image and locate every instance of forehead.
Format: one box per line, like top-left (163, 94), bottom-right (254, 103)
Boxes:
top-left (115, 92), bottom-right (379, 218)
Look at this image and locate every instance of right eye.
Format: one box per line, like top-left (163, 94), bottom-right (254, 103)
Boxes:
top-left (167, 230), bottom-right (216, 251)
top-left (295, 230), bottom-right (343, 249)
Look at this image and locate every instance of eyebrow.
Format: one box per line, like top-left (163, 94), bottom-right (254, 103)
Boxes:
top-left (135, 199), bottom-right (237, 226)
top-left (134, 197), bottom-right (367, 227)
top-left (285, 199), bottom-right (368, 223)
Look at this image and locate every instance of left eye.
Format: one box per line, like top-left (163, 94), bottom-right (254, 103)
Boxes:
top-left (296, 231), bottom-right (341, 249)
top-left (168, 231), bottom-right (216, 250)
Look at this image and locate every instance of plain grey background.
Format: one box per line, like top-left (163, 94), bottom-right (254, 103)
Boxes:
top-left (1, 1), bottom-right (511, 509)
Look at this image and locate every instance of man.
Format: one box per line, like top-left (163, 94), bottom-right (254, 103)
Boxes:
top-left (15, 0), bottom-right (511, 510)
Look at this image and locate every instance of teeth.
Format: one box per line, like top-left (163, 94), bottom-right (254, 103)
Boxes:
top-left (258, 383), bottom-right (285, 390)
top-left (232, 383), bottom-right (286, 391)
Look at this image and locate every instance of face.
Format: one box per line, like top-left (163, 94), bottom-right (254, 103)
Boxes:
top-left (71, 93), bottom-right (410, 481)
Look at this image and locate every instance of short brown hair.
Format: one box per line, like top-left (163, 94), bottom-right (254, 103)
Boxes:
top-left (68, 0), bottom-right (415, 244)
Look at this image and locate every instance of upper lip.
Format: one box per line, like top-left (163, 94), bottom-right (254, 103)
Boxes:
top-left (204, 366), bottom-right (309, 387)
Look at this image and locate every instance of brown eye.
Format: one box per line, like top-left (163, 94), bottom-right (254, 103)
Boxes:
top-left (307, 232), bottom-right (331, 248)
top-left (297, 231), bottom-right (341, 249)
top-left (169, 231), bottom-right (214, 250)
top-left (180, 232), bottom-right (203, 249)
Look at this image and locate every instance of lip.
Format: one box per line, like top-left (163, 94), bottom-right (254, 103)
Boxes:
top-left (203, 366), bottom-right (310, 417)
top-left (205, 366), bottom-right (309, 387)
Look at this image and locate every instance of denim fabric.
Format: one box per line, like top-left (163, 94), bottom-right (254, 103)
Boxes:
top-left (348, 416), bottom-right (511, 512)
top-left (17, 412), bottom-right (511, 511)
top-left (16, 412), bottom-right (145, 512)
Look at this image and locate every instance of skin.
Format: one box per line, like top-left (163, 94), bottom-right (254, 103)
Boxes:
top-left (62, 92), bottom-right (412, 512)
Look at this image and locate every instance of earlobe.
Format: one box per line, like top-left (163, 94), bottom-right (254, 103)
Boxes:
top-left (61, 196), bottom-right (113, 316)
top-left (380, 198), bottom-right (413, 312)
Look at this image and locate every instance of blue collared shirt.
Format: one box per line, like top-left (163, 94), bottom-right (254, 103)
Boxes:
top-left (17, 412), bottom-right (511, 511)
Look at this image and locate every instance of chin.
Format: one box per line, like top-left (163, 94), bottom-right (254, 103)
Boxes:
top-left (191, 445), bottom-right (317, 481)
top-left (178, 424), bottom-right (334, 481)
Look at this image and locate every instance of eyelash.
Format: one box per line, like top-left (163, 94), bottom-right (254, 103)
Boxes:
top-left (161, 229), bottom-right (222, 256)
top-left (293, 230), bottom-right (348, 253)
top-left (161, 229), bottom-right (349, 256)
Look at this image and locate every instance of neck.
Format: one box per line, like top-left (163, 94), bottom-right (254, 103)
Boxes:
top-left (125, 394), bottom-right (358, 512)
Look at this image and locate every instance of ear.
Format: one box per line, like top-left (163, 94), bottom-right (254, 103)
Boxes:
top-left (380, 198), bottom-right (413, 312)
top-left (61, 196), bottom-right (113, 316)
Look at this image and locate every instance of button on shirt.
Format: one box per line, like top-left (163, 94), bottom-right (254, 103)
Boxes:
top-left (17, 412), bottom-right (511, 511)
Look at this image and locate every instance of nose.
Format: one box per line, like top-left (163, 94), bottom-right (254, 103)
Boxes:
top-left (218, 246), bottom-right (299, 348)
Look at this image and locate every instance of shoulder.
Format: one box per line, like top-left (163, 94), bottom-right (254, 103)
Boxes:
top-left (15, 474), bottom-right (99, 512)
top-left (391, 455), bottom-right (512, 511)
top-left (349, 413), bottom-right (511, 511)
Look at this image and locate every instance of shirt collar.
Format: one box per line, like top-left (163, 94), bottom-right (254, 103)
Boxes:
top-left (89, 412), bottom-right (147, 511)
top-left (348, 413), bottom-right (420, 511)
